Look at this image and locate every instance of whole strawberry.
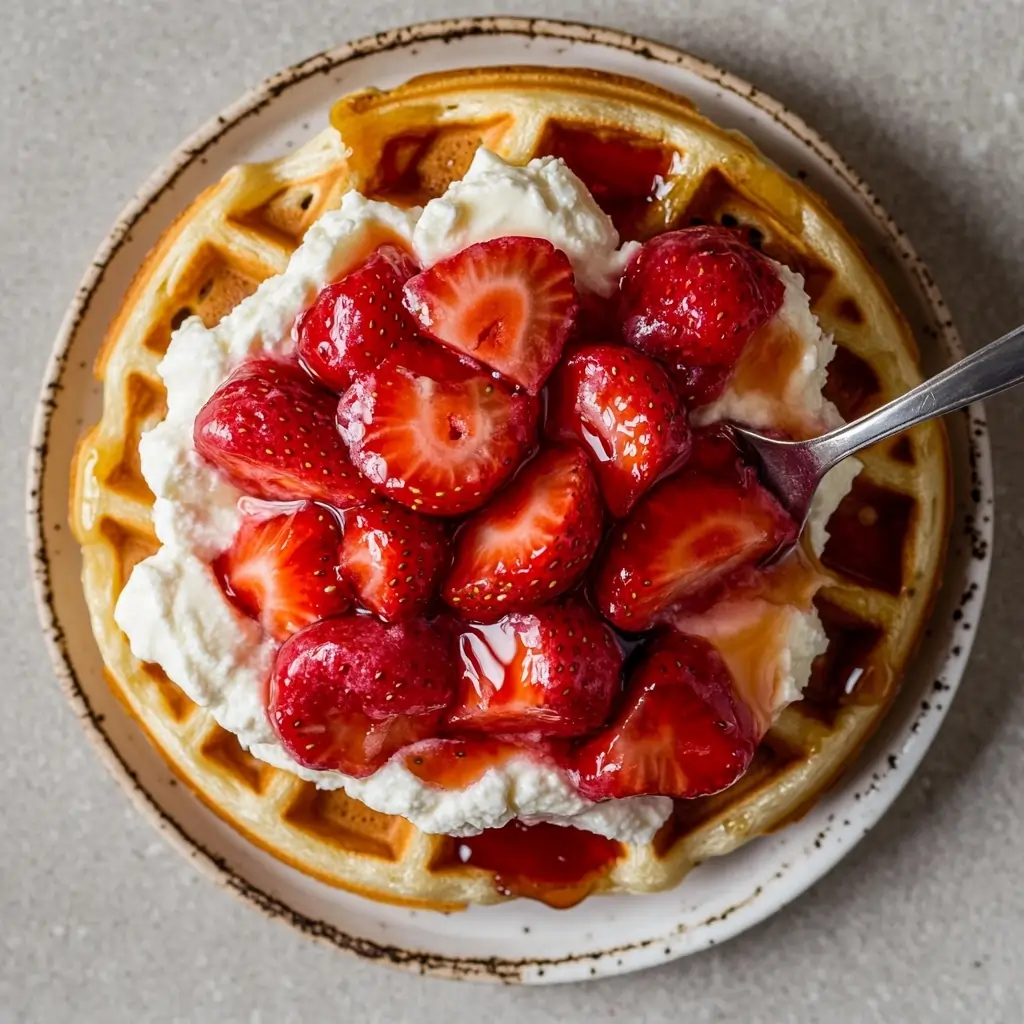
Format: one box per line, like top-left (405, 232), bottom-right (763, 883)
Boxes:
top-left (194, 359), bottom-right (372, 507)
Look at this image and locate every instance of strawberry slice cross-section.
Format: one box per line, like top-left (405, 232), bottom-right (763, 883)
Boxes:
top-left (449, 600), bottom-right (623, 738)
top-left (568, 631), bottom-right (758, 799)
top-left (442, 445), bottom-right (603, 621)
top-left (193, 358), bottom-right (373, 508)
top-left (403, 236), bottom-right (579, 394)
top-left (336, 357), bottom-right (537, 517)
top-left (593, 466), bottom-right (797, 632)
top-left (214, 499), bottom-right (350, 642)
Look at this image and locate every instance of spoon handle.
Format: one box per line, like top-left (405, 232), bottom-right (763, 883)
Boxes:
top-left (811, 321), bottom-right (1024, 467)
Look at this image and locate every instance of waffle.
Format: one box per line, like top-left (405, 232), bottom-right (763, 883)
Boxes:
top-left (70, 66), bottom-right (950, 909)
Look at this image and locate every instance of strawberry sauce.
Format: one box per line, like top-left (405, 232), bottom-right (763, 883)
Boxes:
top-left (540, 124), bottom-right (675, 239)
top-left (402, 738), bottom-right (522, 788)
top-left (454, 820), bottom-right (623, 908)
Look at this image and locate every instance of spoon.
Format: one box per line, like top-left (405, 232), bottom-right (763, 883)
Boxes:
top-left (734, 320), bottom-right (1024, 564)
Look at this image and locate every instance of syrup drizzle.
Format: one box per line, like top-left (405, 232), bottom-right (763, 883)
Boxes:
top-left (454, 821), bottom-right (623, 908)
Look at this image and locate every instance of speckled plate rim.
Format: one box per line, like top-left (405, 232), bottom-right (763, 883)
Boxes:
top-left (27, 16), bottom-right (994, 983)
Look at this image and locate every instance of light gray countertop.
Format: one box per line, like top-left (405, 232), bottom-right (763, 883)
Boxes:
top-left (4, 1), bottom-right (1024, 1020)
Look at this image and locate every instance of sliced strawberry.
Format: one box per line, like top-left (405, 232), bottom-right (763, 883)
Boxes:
top-left (336, 358), bottom-right (537, 516)
top-left (214, 500), bottom-right (349, 641)
top-left (448, 601), bottom-right (623, 737)
top-left (442, 446), bottom-right (603, 621)
top-left (568, 631), bottom-right (758, 799)
top-left (619, 226), bottom-right (784, 388)
top-left (403, 236), bottom-right (579, 394)
top-left (194, 359), bottom-right (373, 507)
top-left (269, 615), bottom-right (455, 777)
top-left (339, 501), bottom-right (450, 622)
top-left (593, 468), bottom-right (797, 632)
top-left (546, 345), bottom-right (691, 517)
top-left (295, 245), bottom-right (421, 391)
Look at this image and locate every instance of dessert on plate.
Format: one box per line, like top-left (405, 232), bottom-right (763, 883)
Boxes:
top-left (71, 67), bottom-right (949, 910)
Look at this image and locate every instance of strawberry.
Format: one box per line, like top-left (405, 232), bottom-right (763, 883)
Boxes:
top-left (295, 245), bottom-right (421, 391)
top-left (619, 226), bottom-right (784, 384)
top-left (269, 615), bottom-right (455, 777)
top-left (194, 359), bottom-right (373, 508)
top-left (593, 468), bottom-right (797, 632)
top-left (213, 500), bottom-right (349, 641)
top-left (448, 600), bottom-right (623, 737)
top-left (403, 236), bottom-right (578, 394)
top-left (568, 631), bottom-right (758, 799)
top-left (336, 358), bottom-right (537, 516)
top-left (339, 501), bottom-right (450, 622)
top-left (442, 446), bottom-right (603, 621)
top-left (546, 344), bottom-right (692, 517)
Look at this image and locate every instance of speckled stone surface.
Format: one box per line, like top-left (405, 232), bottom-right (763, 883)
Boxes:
top-left (4, 0), bottom-right (1024, 1020)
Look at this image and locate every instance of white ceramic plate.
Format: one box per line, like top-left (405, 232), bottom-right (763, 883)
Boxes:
top-left (28, 17), bottom-right (993, 983)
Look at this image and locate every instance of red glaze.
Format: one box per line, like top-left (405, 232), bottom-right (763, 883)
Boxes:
top-left (448, 601), bottom-right (623, 737)
top-left (456, 821), bottom-right (623, 908)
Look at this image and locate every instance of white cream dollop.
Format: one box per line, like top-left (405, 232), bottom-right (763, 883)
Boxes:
top-left (412, 148), bottom-right (637, 296)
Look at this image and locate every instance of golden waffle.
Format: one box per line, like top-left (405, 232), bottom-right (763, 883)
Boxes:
top-left (70, 66), bottom-right (950, 909)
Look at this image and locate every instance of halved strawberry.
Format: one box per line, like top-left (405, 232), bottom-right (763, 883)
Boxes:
top-left (568, 631), bottom-right (758, 799)
top-left (546, 345), bottom-right (691, 517)
top-left (295, 245), bottom-right (420, 391)
top-left (339, 501), bottom-right (450, 622)
top-left (448, 600), bottom-right (623, 737)
top-left (336, 358), bottom-right (537, 516)
top-left (403, 236), bottom-right (579, 394)
top-left (593, 468), bottom-right (797, 632)
top-left (442, 446), bottom-right (603, 621)
top-left (619, 226), bottom-right (784, 399)
top-left (269, 615), bottom-right (455, 777)
top-left (194, 359), bottom-right (373, 507)
top-left (214, 500), bottom-right (349, 641)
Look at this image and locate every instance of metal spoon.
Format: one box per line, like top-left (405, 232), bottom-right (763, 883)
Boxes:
top-left (734, 321), bottom-right (1024, 564)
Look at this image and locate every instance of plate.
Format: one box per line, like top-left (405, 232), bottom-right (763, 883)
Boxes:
top-left (27, 17), bottom-right (993, 983)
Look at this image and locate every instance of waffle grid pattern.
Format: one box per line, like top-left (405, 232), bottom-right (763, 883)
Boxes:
top-left (71, 67), bottom-right (948, 908)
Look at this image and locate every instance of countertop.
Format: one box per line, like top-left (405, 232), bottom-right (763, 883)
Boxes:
top-left (4, 1), bottom-right (1024, 1020)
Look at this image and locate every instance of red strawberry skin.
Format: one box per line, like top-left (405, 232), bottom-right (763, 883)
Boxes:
top-left (546, 344), bottom-right (692, 517)
top-left (404, 236), bottom-right (579, 394)
top-left (336, 359), bottom-right (537, 516)
top-left (619, 226), bottom-right (784, 387)
top-left (295, 245), bottom-right (421, 391)
top-left (442, 445), bottom-right (603, 621)
top-left (269, 615), bottom-right (455, 777)
top-left (568, 631), bottom-right (757, 799)
top-left (194, 359), bottom-right (373, 508)
top-left (593, 468), bottom-right (797, 632)
top-left (449, 601), bottom-right (623, 737)
top-left (214, 500), bottom-right (349, 641)
top-left (339, 501), bottom-right (450, 622)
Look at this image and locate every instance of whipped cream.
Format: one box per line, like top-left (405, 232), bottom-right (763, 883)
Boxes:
top-left (413, 148), bottom-right (637, 296)
top-left (116, 148), bottom-right (856, 844)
